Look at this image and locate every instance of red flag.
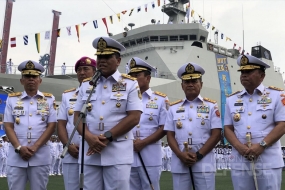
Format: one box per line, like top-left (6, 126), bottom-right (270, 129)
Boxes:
top-left (75, 25), bottom-right (80, 42)
top-left (102, 18), bottom-right (109, 34)
top-left (121, 10), bottom-right (127, 14)
top-left (10, 37), bottom-right (16, 47)
top-left (82, 22), bottom-right (88, 27)
top-left (157, 0), bottom-right (160, 6)
top-left (145, 4), bottom-right (147, 12)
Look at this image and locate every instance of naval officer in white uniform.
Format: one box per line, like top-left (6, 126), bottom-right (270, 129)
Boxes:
top-left (224, 55), bottom-right (285, 190)
top-left (164, 62), bottom-right (222, 190)
top-left (74, 36), bottom-right (143, 190)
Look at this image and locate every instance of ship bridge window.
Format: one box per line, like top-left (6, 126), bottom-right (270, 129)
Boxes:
top-left (136, 38), bottom-right (143, 44)
top-left (189, 35), bottom-right (197, 41)
top-left (150, 36), bottom-right (159, 41)
top-left (130, 40), bottom-right (136, 46)
top-left (199, 36), bottom-right (206, 42)
top-left (160, 36), bottom-right (168, 41)
top-left (143, 37), bottom-right (150, 42)
top-left (191, 41), bottom-right (203, 48)
top-left (170, 36), bottom-right (178, 41)
top-left (123, 42), bottom-right (130, 48)
top-left (179, 35), bottom-right (188, 41)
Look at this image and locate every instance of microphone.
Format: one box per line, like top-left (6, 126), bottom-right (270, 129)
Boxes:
top-left (89, 70), bottom-right (101, 85)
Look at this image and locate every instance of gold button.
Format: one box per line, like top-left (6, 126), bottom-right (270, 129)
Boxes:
top-left (125, 136), bottom-right (128, 139)
top-left (189, 118), bottom-right (192, 121)
top-left (189, 132), bottom-right (192, 135)
top-left (104, 85), bottom-right (107, 89)
top-left (102, 101), bottom-right (105, 105)
top-left (205, 115), bottom-right (208, 118)
top-left (248, 112), bottom-right (252, 116)
top-left (136, 125), bottom-right (140, 128)
top-left (249, 98), bottom-right (253, 102)
top-left (28, 140), bottom-right (31, 143)
top-left (247, 126), bottom-right (251, 129)
top-left (100, 116), bottom-right (103, 120)
top-left (30, 102), bottom-right (33, 105)
top-left (29, 114), bottom-right (32, 117)
top-left (28, 126), bottom-right (32, 130)
top-left (190, 105), bottom-right (193, 108)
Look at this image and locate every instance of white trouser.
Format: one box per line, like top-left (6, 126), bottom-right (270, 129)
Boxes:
top-left (0, 158), bottom-right (6, 175)
top-left (231, 168), bottom-right (282, 190)
top-left (63, 163), bottom-right (80, 190)
top-left (166, 158), bottom-right (171, 171)
top-left (7, 165), bottom-right (49, 190)
top-left (50, 155), bottom-right (56, 174)
top-left (57, 158), bottom-right (62, 174)
top-left (172, 172), bottom-right (215, 190)
top-left (82, 164), bottom-right (131, 190)
top-left (130, 166), bottom-right (160, 190)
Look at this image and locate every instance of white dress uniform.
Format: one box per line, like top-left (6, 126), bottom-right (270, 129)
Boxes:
top-left (0, 140), bottom-right (4, 177)
top-left (224, 55), bottom-right (285, 190)
top-left (74, 36), bottom-right (143, 190)
top-left (49, 139), bottom-right (57, 175)
top-left (1, 139), bottom-right (8, 176)
top-left (6, 60), bottom-right (13, 74)
top-left (164, 62), bottom-right (222, 190)
top-left (3, 60), bottom-right (57, 190)
top-left (161, 145), bottom-right (166, 171)
top-left (165, 145), bottom-right (172, 171)
top-left (57, 87), bottom-right (81, 190)
top-left (127, 57), bottom-right (168, 190)
top-left (61, 64), bottom-right (66, 75)
top-left (56, 141), bottom-right (63, 174)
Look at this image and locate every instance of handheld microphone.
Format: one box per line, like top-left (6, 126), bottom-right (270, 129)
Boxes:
top-left (89, 70), bottom-right (101, 85)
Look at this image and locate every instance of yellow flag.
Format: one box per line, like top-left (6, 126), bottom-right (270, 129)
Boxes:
top-left (226, 37), bottom-right (232, 41)
top-left (191, 10), bottom-right (194, 17)
top-left (117, 13), bottom-right (121, 22)
top-left (0, 39), bottom-right (2, 49)
top-left (35, 33), bottom-right (40, 53)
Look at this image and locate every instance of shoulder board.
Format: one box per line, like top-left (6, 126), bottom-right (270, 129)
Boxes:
top-left (170, 99), bottom-right (183, 106)
top-left (227, 91), bottom-right (241, 97)
top-left (268, 86), bottom-right (283, 91)
top-left (83, 77), bottom-right (92, 82)
top-left (154, 91), bottom-right (167, 98)
top-left (8, 92), bottom-right (21, 97)
top-left (121, 74), bottom-right (136, 81)
top-left (43, 92), bottom-right (53, 97)
top-left (203, 97), bottom-right (217, 104)
top-left (64, 88), bottom-right (76, 93)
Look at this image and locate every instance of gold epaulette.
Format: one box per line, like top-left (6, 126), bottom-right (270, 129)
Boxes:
top-left (43, 92), bottom-right (53, 97)
top-left (64, 88), bottom-right (76, 93)
top-left (227, 91), bottom-right (241, 97)
top-left (203, 97), bottom-right (217, 104)
top-left (154, 91), bottom-right (167, 98)
top-left (268, 86), bottom-right (283, 91)
top-left (121, 74), bottom-right (136, 81)
top-left (83, 77), bottom-right (92, 82)
top-left (8, 92), bottom-right (21, 97)
top-left (170, 99), bottom-right (183, 106)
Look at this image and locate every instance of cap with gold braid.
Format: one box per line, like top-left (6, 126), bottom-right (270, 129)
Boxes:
top-left (18, 60), bottom-right (44, 76)
top-left (237, 55), bottom-right (270, 71)
top-left (128, 57), bottom-right (156, 74)
top-left (92, 36), bottom-right (126, 55)
top-left (177, 62), bottom-right (205, 80)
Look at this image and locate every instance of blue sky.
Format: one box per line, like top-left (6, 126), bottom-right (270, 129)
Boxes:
top-left (0, 0), bottom-right (284, 77)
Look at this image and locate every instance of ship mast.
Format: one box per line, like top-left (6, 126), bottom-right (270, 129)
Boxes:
top-left (48, 10), bottom-right (61, 75)
top-left (162, 0), bottom-right (189, 24)
top-left (0, 0), bottom-right (15, 73)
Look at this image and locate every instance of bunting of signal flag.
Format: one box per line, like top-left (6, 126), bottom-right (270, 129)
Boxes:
top-left (145, 4), bottom-right (148, 12)
top-left (35, 33), bottom-right (40, 53)
top-left (129, 9), bottom-right (134, 16)
top-left (102, 18), bottom-right (109, 34)
top-left (57, 29), bottom-right (61, 37)
top-left (66, 26), bottom-right (72, 36)
top-left (117, 13), bottom-right (121, 22)
top-left (137, 6), bottom-right (141, 12)
top-left (45, 31), bottom-right (50, 40)
top-left (23, 35), bottom-right (28, 45)
top-left (93, 20), bottom-right (98, 29)
top-left (109, 16), bottom-right (113, 24)
top-left (75, 25), bottom-right (80, 42)
top-left (152, 1), bottom-right (155, 8)
top-left (157, 0), bottom-right (160, 6)
top-left (10, 37), bottom-right (16, 48)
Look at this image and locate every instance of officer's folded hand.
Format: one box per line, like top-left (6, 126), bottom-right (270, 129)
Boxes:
top-left (86, 134), bottom-right (107, 155)
top-left (133, 138), bottom-right (147, 152)
top-left (19, 146), bottom-right (34, 161)
top-left (68, 144), bottom-right (79, 159)
top-left (244, 143), bottom-right (264, 161)
top-left (236, 143), bottom-right (250, 157)
top-left (178, 152), bottom-right (197, 167)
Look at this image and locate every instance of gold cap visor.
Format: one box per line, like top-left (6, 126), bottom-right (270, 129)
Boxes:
top-left (21, 70), bottom-right (41, 76)
top-left (128, 67), bottom-right (149, 74)
top-left (181, 73), bottom-right (202, 80)
top-left (95, 48), bottom-right (120, 55)
top-left (238, 65), bottom-right (260, 71)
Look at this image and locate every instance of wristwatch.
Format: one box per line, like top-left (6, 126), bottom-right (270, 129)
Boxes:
top-left (15, 145), bottom-right (22, 154)
top-left (196, 151), bottom-right (204, 161)
top-left (104, 131), bottom-right (113, 142)
top-left (259, 140), bottom-right (267, 148)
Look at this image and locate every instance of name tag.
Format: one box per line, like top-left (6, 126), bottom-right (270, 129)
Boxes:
top-left (234, 103), bottom-right (243, 106)
top-left (112, 83), bottom-right (127, 92)
top-left (146, 104), bottom-right (158, 109)
top-left (12, 110), bottom-right (26, 116)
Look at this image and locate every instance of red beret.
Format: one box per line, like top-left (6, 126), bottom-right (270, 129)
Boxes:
top-left (75, 56), bottom-right (96, 72)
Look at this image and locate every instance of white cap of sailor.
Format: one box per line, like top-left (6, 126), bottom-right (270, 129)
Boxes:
top-left (92, 36), bottom-right (126, 55)
top-left (237, 55), bottom-right (270, 71)
top-left (128, 57), bottom-right (156, 75)
top-left (177, 62), bottom-right (205, 80)
top-left (18, 60), bottom-right (44, 76)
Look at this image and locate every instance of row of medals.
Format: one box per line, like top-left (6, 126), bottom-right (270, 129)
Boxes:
top-left (233, 91), bottom-right (270, 122)
top-left (176, 104), bottom-right (209, 129)
top-left (15, 97), bottom-right (49, 124)
top-left (147, 98), bottom-right (159, 121)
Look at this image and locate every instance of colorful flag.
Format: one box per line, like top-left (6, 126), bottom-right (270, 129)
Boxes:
top-left (102, 18), bottom-right (109, 34)
top-left (157, 0), bottom-right (160, 6)
top-left (129, 9), bottom-right (134, 16)
top-left (66, 26), bottom-right (71, 36)
top-left (221, 33), bottom-right (224, 39)
top-left (93, 20), bottom-right (98, 29)
top-left (145, 4), bottom-right (148, 12)
top-left (121, 10), bottom-right (127, 14)
top-left (109, 16), bottom-right (113, 24)
top-left (0, 39), bottom-right (2, 49)
top-left (82, 22), bottom-right (88, 26)
top-left (137, 6), bottom-right (141, 12)
top-left (226, 37), bottom-right (232, 41)
top-left (45, 31), bottom-right (50, 40)
top-left (152, 1), bottom-right (155, 8)
top-left (10, 37), bottom-right (16, 48)
top-left (191, 10), bottom-right (194, 17)
top-left (35, 33), bottom-right (40, 53)
top-left (212, 26), bottom-right (215, 30)
top-left (23, 35), bottom-right (28, 45)
top-left (207, 22), bottom-right (210, 29)
top-left (75, 25), bottom-right (80, 42)
top-left (117, 13), bottom-right (121, 22)
top-left (57, 29), bottom-right (61, 37)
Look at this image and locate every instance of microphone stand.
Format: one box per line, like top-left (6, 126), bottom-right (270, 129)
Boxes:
top-left (60, 75), bottom-right (99, 190)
